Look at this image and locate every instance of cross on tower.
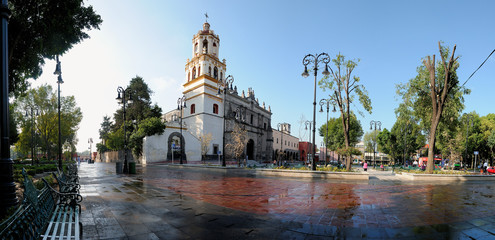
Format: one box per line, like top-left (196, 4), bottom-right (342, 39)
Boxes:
top-left (205, 12), bottom-right (209, 22)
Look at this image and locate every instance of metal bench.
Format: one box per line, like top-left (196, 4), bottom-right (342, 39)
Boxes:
top-left (0, 169), bottom-right (83, 240)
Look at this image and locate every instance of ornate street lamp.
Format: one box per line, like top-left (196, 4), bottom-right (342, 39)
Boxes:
top-left (0, 0), bottom-right (17, 217)
top-left (116, 86), bottom-right (133, 173)
top-left (319, 99), bottom-right (336, 166)
top-left (54, 55), bottom-right (63, 170)
top-left (177, 96), bottom-right (187, 164)
top-left (88, 138), bottom-right (93, 163)
top-left (302, 53), bottom-right (330, 170)
top-left (304, 120), bottom-right (312, 166)
top-left (277, 123), bottom-right (284, 166)
top-left (25, 107), bottom-right (39, 165)
top-left (217, 75), bottom-right (234, 167)
top-left (370, 120), bottom-right (381, 168)
top-left (464, 114), bottom-right (473, 170)
top-left (402, 123), bottom-right (411, 166)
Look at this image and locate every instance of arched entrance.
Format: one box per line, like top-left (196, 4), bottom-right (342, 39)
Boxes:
top-left (246, 139), bottom-right (255, 160)
top-left (167, 132), bottom-right (186, 162)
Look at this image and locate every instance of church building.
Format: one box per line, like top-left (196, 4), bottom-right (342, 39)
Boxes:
top-left (141, 21), bottom-right (273, 164)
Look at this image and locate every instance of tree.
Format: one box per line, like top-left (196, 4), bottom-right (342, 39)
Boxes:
top-left (397, 43), bottom-right (468, 173)
top-left (199, 133), bottom-right (213, 163)
top-left (318, 113), bottom-right (363, 158)
top-left (99, 115), bottom-right (112, 142)
top-left (363, 130), bottom-right (378, 154)
top-left (319, 54), bottom-right (372, 171)
top-left (113, 76), bottom-right (162, 131)
top-left (8, 0), bottom-right (102, 96)
top-left (14, 84), bottom-right (82, 159)
top-left (128, 117), bottom-right (166, 157)
top-left (226, 124), bottom-right (247, 167)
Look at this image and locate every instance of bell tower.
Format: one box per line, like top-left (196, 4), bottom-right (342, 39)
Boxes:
top-left (182, 21), bottom-right (226, 152)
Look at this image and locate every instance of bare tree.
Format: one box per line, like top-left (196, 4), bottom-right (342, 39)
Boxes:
top-left (423, 42), bottom-right (458, 173)
top-left (319, 54), bottom-right (372, 171)
top-left (226, 123), bottom-right (247, 167)
top-left (199, 133), bottom-right (213, 164)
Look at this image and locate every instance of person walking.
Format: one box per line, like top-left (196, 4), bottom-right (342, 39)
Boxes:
top-left (363, 161), bottom-right (368, 172)
top-left (483, 161), bottom-right (488, 175)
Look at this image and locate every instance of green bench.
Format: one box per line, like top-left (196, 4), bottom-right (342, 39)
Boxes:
top-left (0, 169), bottom-right (82, 240)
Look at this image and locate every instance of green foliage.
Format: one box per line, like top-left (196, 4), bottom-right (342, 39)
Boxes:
top-left (318, 114), bottom-right (363, 151)
top-left (129, 117), bottom-right (166, 157)
top-left (99, 116), bottom-right (112, 141)
top-left (106, 127), bottom-right (124, 151)
top-left (13, 85), bottom-right (82, 160)
top-left (96, 142), bottom-right (109, 154)
top-left (396, 43), bottom-right (469, 172)
top-left (8, 0), bottom-right (102, 97)
top-left (113, 76), bottom-right (162, 131)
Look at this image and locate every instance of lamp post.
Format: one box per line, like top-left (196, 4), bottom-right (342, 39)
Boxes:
top-left (302, 53), bottom-right (330, 171)
top-left (464, 114), bottom-right (473, 170)
top-left (177, 96), bottom-right (187, 164)
top-left (277, 123), bottom-right (284, 166)
top-left (370, 120), bottom-right (381, 168)
top-left (54, 55), bottom-right (64, 170)
top-left (25, 107), bottom-right (39, 165)
top-left (304, 120), bottom-right (312, 166)
top-left (116, 86), bottom-right (133, 173)
top-left (88, 138), bottom-right (93, 163)
top-left (319, 99), bottom-right (336, 166)
top-left (0, 0), bottom-right (17, 217)
top-left (402, 123), bottom-right (410, 166)
top-left (217, 75), bottom-right (234, 167)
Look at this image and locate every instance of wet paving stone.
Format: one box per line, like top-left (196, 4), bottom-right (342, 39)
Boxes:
top-left (78, 163), bottom-right (495, 239)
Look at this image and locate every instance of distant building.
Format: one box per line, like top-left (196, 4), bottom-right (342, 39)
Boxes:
top-left (272, 123), bottom-right (299, 162)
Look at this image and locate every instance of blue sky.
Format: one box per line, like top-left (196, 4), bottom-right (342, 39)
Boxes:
top-left (31, 0), bottom-right (495, 152)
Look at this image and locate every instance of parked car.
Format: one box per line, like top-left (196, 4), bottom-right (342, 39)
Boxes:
top-left (487, 167), bottom-right (495, 174)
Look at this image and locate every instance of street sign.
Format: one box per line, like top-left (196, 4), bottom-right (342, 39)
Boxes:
top-left (474, 151), bottom-right (479, 155)
top-left (218, 150), bottom-right (221, 155)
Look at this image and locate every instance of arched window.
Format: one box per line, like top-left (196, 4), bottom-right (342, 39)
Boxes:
top-left (202, 39), bottom-right (208, 54)
top-left (213, 104), bottom-right (218, 114)
top-left (187, 72), bottom-right (190, 82)
top-left (213, 67), bottom-right (218, 79)
top-left (192, 67), bottom-right (196, 79)
top-left (190, 104), bottom-right (196, 114)
top-left (194, 43), bottom-right (198, 54)
top-left (209, 67), bottom-right (212, 76)
top-left (213, 42), bottom-right (217, 47)
top-left (220, 72), bottom-right (223, 80)
top-left (198, 66), bottom-right (201, 77)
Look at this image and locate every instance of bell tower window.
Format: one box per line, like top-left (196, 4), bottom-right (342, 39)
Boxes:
top-left (209, 67), bottom-right (212, 76)
top-left (214, 67), bottom-right (218, 79)
top-left (213, 104), bottom-right (218, 114)
top-left (220, 72), bottom-right (223, 81)
top-left (192, 67), bottom-right (196, 79)
top-left (190, 104), bottom-right (196, 114)
top-left (202, 39), bottom-right (208, 54)
top-left (194, 43), bottom-right (198, 55)
top-left (198, 66), bottom-right (201, 77)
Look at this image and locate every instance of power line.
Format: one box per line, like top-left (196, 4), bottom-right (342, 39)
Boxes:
top-left (461, 49), bottom-right (495, 87)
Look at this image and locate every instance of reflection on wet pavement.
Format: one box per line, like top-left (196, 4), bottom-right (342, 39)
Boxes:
top-left (79, 163), bottom-right (495, 239)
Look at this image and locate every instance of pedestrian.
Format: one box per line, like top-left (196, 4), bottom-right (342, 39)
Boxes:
top-left (380, 164), bottom-right (384, 171)
top-left (363, 161), bottom-right (368, 172)
top-left (483, 161), bottom-right (488, 175)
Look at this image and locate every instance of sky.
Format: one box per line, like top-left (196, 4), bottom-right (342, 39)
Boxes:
top-left (30, 0), bottom-right (495, 153)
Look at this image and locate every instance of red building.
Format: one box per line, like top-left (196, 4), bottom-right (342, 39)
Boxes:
top-left (299, 141), bottom-right (318, 163)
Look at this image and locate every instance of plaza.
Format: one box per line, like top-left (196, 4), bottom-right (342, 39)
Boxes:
top-left (79, 162), bottom-right (495, 239)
